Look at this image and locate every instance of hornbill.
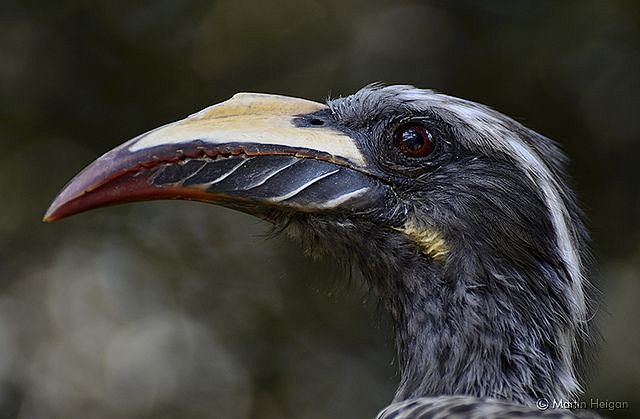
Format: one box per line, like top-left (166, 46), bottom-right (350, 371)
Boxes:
top-left (44, 85), bottom-right (597, 418)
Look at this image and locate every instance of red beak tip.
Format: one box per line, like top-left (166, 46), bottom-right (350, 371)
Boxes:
top-left (42, 205), bottom-right (62, 223)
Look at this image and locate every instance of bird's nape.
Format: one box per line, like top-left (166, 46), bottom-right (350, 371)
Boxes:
top-left (44, 84), bottom-right (595, 418)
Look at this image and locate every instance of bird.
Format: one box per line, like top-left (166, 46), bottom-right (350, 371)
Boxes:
top-left (44, 84), bottom-right (598, 418)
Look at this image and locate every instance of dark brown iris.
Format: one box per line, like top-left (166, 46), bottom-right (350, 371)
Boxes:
top-left (393, 124), bottom-right (434, 157)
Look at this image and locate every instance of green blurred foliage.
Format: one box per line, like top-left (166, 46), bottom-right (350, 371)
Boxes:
top-left (0, 0), bottom-right (638, 417)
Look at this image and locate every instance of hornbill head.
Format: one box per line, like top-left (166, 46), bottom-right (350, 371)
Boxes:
top-left (44, 85), bottom-right (591, 411)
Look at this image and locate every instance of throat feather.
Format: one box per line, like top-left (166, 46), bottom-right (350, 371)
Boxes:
top-left (394, 222), bottom-right (448, 261)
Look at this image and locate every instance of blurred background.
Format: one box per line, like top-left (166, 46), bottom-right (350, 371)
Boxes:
top-left (1, 0), bottom-right (639, 417)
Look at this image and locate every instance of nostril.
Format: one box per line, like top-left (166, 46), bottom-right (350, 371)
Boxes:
top-left (310, 118), bottom-right (324, 126)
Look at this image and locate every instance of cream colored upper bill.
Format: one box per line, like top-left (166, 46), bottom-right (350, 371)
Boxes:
top-left (128, 93), bottom-right (366, 167)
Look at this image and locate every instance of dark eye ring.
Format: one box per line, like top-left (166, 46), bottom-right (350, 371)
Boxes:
top-left (393, 123), bottom-right (434, 157)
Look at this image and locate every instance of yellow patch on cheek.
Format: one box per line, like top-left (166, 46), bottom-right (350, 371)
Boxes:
top-left (394, 223), bottom-right (449, 262)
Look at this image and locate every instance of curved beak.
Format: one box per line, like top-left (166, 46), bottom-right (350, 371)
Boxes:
top-left (44, 93), bottom-right (389, 222)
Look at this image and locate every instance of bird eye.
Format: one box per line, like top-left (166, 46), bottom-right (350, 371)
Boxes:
top-left (393, 124), bottom-right (434, 157)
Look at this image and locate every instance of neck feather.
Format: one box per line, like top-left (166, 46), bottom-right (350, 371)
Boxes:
top-left (364, 242), bottom-right (583, 406)
top-left (283, 215), bottom-right (588, 407)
